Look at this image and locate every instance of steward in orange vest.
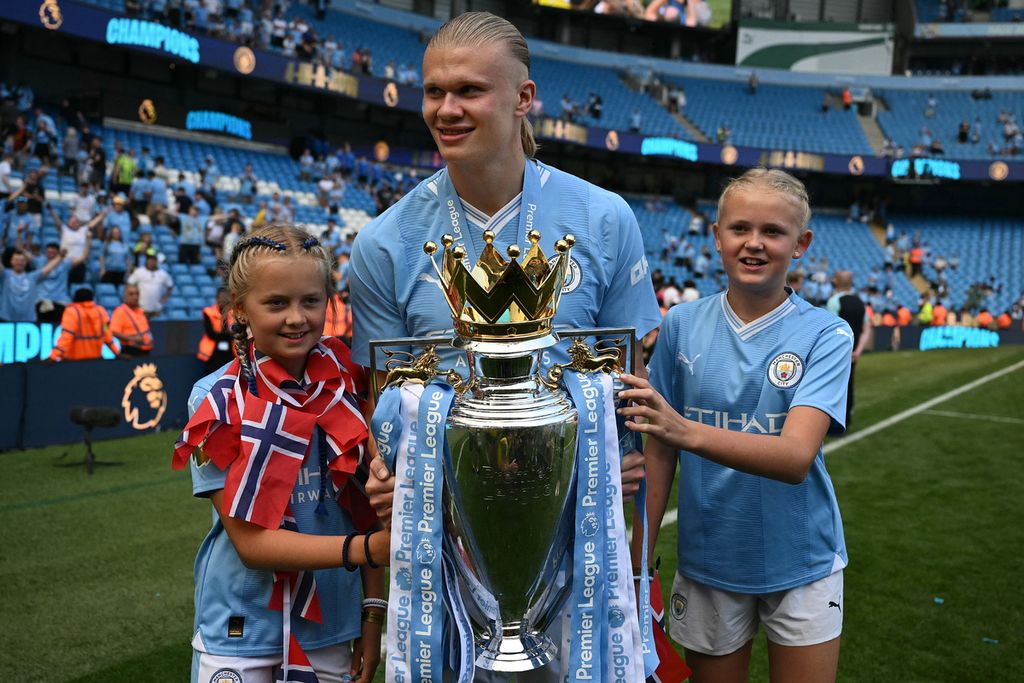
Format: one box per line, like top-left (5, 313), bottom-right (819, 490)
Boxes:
top-left (49, 288), bottom-right (117, 361)
top-left (976, 309), bottom-right (994, 329)
top-left (198, 288), bottom-right (235, 372)
top-left (110, 284), bottom-right (153, 356)
top-left (325, 292), bottom-right (352, 342)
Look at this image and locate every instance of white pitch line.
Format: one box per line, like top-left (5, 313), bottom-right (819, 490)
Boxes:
top-left (922, 409), bottom-right (1024, 426)
top-left (658, 357), bottom-right (1024, 530)
top-left (822, 358), bottom-right (1024, 456)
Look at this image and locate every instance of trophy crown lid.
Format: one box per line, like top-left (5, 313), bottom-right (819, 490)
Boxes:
top-left (422, 230), bottom-right (575, 341)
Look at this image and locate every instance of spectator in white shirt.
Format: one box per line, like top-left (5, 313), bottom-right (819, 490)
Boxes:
top-left (0, 151), bottom-right (13, 200)
top-left (127, 253), bottom-right (174, 316)
top-left (69, 182), bottom-right (97, 223)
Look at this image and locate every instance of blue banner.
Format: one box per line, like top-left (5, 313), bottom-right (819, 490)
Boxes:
top-left (8, 353), bottom-right (203, 448)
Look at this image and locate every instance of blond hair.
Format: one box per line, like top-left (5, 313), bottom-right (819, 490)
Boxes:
top-left (428, 12), bottom-right (538, 158)
top-left (717, 167), bottom-right (812, 234)
top-left (227, 223), bottom-right (335, 391)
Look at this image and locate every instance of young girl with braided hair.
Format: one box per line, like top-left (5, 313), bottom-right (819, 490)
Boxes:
top-left (174, 224), bottom-right (387, 683)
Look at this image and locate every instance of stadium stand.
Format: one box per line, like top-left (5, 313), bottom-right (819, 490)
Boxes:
top-left (890, 213), bottom-right (1023, 312)
top-left (4, 0), bottom-right (1022, 325)
top-left (876, 88), bottom-right (1024, 160)
top-left (663, 77), bottom-right (873, 155)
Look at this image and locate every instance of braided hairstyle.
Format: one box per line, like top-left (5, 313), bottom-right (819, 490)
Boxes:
top-left (227, 223), bottom-right (336, 394)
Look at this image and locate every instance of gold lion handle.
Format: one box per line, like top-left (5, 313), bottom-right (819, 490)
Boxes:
top-left (381, 344), bottom-right (443, 390)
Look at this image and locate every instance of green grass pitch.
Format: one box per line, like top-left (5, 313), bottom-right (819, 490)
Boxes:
top-left (2, 345), bottom-right (1021, 681)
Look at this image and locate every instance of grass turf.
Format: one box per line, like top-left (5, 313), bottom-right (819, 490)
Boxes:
top-left (1, 345), bottom-right (1021, 681)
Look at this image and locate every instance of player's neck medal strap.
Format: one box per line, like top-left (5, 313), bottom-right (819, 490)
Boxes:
top-left (438, 157), bottom-right (541, 266)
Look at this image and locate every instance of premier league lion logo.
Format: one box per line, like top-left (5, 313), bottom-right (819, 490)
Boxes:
top-left (580, 511), bottom-right (600, 538)
top-left (121, 363), bottom-right (167, 430)
top-left (415, 539), bottom-right (437, 565)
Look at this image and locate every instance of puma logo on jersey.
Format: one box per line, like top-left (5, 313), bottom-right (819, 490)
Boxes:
top-left (836, 328), bottom-right (853, 340)
top-left (677, 352), bottom-right (700, 375)
top-left (418, 273), bottom-right (441, 286)
top-left (630, 255), bottom-right (650, 286)
top-left (828, 601), bottom-right (842, 612)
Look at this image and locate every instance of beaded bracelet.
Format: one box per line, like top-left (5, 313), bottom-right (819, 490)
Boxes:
top-left (362, 597), bottom-right (388, 612)
top-left (341, 534), bottom-right (357, 572)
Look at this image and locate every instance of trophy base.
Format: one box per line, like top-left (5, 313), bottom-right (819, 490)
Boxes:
top-left (475, 627), bottom-right (557, 673)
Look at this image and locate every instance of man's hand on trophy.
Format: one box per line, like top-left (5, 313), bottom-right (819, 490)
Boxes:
top-left (621, 449), bottom-right (645, 498)
top-left (618, 450), bottom-right (643, 499)
top-left (367, 456), bottom-right (395, 528)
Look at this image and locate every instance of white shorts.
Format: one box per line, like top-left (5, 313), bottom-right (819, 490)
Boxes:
top-left (667, 570), bottom-right (844, 656)
top-left (192, 642), bottom-right (353, 683)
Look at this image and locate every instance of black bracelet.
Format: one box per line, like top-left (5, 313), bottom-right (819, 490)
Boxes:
top-left (364, 530), bottom-right (381, 569)
top-left (342, 533), bottom-right (357, 572)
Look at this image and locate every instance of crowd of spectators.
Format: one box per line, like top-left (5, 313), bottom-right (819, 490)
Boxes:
top-left (880, 100), bottom-right (1024, 160)
top-left (122, 0), bottom-right (421, 86)
top-left (0, 74), bottom-right (424, 364)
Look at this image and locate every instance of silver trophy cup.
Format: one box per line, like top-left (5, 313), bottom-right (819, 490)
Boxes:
top-left (371, 230), bottom-right (630, 674)
top-left (444, 334), bottom-right (577, 672)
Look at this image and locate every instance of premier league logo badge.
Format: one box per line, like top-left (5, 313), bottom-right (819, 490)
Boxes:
top-left (580, 511), bottom-right (599, 538)
top-left (415, 539), bottom-right (437, 565)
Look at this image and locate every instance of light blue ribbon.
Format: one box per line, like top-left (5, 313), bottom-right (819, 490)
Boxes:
top-left (409, 383), bottom-right (456, 683)
top-left (370, 386), bottom-right (404, 473)
top-left (617, 404), bottom-right (658, 677)
top-left (563, 371), bottom-right (609, 683)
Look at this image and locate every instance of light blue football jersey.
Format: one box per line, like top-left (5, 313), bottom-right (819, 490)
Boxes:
top-left (349, 160), bottom-right (662, 372)
top-left (649, 291), bottom-right (852, 594)
top-left (186, 369), bottom-right (362, 656)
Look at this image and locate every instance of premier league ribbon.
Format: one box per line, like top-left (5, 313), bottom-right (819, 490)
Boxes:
top-left (614, 381), bottom-right (659, 678)
top-left (561, 370), bottom-right (648, 683)
top-left (375, 371), bottom-right (646, 682)
top-left (373, 383), bottom-right (472, 683)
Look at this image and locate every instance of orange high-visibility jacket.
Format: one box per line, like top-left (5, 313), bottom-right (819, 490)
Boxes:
top-left (49, 302), bottom-right (115, 361)
top-left (110, 303), bottom-right (153, 351)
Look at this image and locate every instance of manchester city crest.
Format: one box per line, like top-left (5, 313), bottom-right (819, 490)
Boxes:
top-left (767, 352), bottom-right (804, 389)
top-left (671, 592), bottom-right (687, 620)
top-left (548, 255), bottom-right (582, 294)
top-left (209, 670), bottom-right (242, 683)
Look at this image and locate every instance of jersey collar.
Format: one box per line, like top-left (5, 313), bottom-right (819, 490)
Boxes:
top-left (720, 290), bottom-right (797, 342)
top-left (425, 163), bottom-right (552, 240)
top-left (461, 192), bottom-right (522, 237)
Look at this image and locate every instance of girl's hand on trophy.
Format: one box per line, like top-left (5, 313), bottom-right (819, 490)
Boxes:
top-left (367, 456), bottom-right (395, 528)
top-left (616, 373), bottom-right (692, 451)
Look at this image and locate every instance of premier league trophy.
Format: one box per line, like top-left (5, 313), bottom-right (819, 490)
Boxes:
top-left (371, 229), bottom-right (644, 680)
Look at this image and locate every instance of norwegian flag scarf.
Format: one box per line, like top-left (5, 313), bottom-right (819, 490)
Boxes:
top-left (173, 337), bottom-right (373, 681)
top-left (173, 336), bottom-right (372, 529)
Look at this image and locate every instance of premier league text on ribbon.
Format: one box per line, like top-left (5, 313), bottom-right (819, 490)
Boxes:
top-left (575, 372), bottom-right (603, 681)
top-left (412, 388), bottom-right (444, 681)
